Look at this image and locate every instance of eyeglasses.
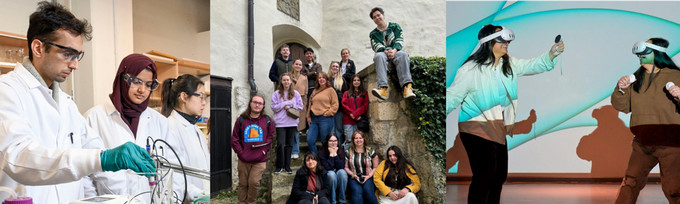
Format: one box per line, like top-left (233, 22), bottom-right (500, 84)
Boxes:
top-left (251, 101), bottom-right (264, 106)
top-left (123, 73), bottom-right (159, 91)
top-left (190, 92), bottom-right (207, 101)
top-left (329, 140), bottom-right (338, 142)
top-left (42, 41), bottom-right (85, 62)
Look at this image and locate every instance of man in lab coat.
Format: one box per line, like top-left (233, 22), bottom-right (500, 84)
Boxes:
top-left (0, 2), bottom-right (155, 203)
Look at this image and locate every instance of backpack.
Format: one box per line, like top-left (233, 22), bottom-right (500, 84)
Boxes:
top-left (237, 115), bottom-right (271, 131)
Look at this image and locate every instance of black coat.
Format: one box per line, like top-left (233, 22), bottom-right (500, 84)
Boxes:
top-left (329, 77), bottom-right (350, 108)
top-left (286, 166), bottom-right (330, 204)
top-left (341, 59), bottom-right (356, 83)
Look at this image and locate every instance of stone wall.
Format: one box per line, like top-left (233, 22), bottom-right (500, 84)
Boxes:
top-left (277, 0), bottom-right (300, 21)
top-left (359, 64), bottom-right (446, 204)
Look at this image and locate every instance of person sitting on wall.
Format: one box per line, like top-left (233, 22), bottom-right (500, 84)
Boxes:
top-left (368, 7), bottom-right (415, 100)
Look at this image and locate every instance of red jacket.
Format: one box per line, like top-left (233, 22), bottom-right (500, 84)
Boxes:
top-left (231, 114), bottom-right (274, 163)
top-left (341, 90), bottom-right (369, 125)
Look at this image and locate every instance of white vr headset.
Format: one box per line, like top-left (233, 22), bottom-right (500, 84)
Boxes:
top-left (632, 41), bottom-right (667, 55)
top-left (479, 26), bottom-right (515, 44)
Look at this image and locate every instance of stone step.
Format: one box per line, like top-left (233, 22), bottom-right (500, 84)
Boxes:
top-left (271, 132), bottom-right (337, 204)
top-left (271, 165), bottom-right (300, 203)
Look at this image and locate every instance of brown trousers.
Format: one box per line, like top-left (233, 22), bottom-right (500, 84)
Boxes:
top-left (615, 139), bottom-right (680, 204)
top-left (237, 160), bottom-right (266, 204)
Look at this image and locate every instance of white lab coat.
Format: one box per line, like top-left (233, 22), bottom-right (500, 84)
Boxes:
top-left (84, 101), bottom-right (170, 203)
top-left (167, 110), bottom-right (210, 201)
top-left (0, 61), bottom-right (104, 203)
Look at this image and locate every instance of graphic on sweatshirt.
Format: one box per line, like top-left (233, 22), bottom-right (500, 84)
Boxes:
top-left (244, 124), bottom-right (264, 143)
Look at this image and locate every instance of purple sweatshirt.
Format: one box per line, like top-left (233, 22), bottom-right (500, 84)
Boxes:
top-left (270, 90), bottom-right (303, 127)
top-left (231, 114), bottom-right (275, 163)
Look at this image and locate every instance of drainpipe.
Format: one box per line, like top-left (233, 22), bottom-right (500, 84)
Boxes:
top-left (248, 0), bottom-right (257, 96)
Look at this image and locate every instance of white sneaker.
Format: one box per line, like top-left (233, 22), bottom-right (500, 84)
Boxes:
top-left (291, 154), bottom-right (299, 159)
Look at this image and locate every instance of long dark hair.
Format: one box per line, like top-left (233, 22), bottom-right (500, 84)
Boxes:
top-left (384, 146), bottom-right (417, 189)
top-left (321, 133), bottom-right (345, 158)
top-left (347, 75), bottom-right (365, 98)
top-left (464, 24), bottom-right (513, 77)
top-left (276, 73), bottom-right (295, 100)
top-left (632, 38), bottom-right (680, 93)
top-left (161, 74), bottom-right (204, 117)
top-left (301, 152), bottom-right (325, 175)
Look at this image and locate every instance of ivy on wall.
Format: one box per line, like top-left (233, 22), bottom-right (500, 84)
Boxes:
top-left (389, 56), bottom-right (446, 166)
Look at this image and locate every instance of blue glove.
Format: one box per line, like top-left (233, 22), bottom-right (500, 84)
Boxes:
top-left (100, 141), bottom-right (156, 174)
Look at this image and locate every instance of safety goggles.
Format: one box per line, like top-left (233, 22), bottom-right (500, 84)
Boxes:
top-left (479, 26), bottom-right (515, 44)
top-left (42, 41), bottom-right (85, 62)
top-left (123, 73), bottom-right (160, 91)
top-left (632, 41), bottom-right (666, 56)
top-left (189, 92), bottom-right (207, 101)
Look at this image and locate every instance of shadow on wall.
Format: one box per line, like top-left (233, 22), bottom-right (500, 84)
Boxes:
top-left (447, 109), bottom-right (537, 176)
top-left (576, 105), bottom-right (633, 178)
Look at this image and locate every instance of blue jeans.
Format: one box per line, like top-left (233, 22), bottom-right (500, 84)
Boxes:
top-left (292, 131), bottom-right (300, 155)
top-left (327, 169), bottom-right (348, 204)
top-left (307, 115), bottom-right (334, 154)
top-left (348, 177), bottom-right (378, 204)
top-left (333, 111), bottom-right (344, 140)
top-left (342, 124), bottom-right (356, 150)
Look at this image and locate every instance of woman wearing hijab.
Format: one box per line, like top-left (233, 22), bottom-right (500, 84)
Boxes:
top-left (85, 53), bottom-right (171, 202)
top-left (161, 74), bottom-right (210, 202)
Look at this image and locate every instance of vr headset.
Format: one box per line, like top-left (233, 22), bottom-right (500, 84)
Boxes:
top-left (479, 26), bottom-right (515, 44)
top-left (632, 41), bottom-right (667, 56)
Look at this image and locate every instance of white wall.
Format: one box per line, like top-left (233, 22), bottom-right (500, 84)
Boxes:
top-left (132, 0), bottom-right (210, 63)
top-left (0, 0), bottom-right (42, 34)
top-left (211, 0), bottom-right (324, 116)
top-left (70, 0), bottom-right (134, 112)
top-left (212, 0), bottom-right (445, 118)
top-left (319, 0), bottom-right (446, 72)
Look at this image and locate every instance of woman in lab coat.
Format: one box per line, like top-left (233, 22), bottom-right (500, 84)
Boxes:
top-left (84, 53), bottom-right (170, 203)
top-left (160, 74), bottom-right (210, 202)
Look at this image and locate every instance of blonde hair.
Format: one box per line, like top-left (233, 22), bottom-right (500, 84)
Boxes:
top-left (328, 61), bottom-right (343, 90)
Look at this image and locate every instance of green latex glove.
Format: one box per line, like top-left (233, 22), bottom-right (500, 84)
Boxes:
top-left (193, 194), bottom-right (210, 204)
top-left (100, 141), bottom-right (156, 174)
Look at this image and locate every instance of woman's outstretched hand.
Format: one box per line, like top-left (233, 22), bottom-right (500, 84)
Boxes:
top-left (549, 41), bottom-right (565, 60)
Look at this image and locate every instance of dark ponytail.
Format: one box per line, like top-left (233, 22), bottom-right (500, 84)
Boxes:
top-left (161, 74), bottom-right (204, 117)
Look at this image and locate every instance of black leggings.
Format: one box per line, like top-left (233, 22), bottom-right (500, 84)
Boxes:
top-left (276, 127), bottom-right (297, 169)
top-left (460, 132), bottom-right (508, 204)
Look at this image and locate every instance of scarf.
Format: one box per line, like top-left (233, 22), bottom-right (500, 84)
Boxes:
top-left (109, 53), bottom-right (157, 137)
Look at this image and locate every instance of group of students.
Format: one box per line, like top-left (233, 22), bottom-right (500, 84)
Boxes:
top-left (0, 2), bottom-right (208, 203)
top-left (447, 24), bottom-right (680, 204)
top-left (289, 134), bottom-right (421, 204)
top-left (269, 45), bottom-right (370, 173)
top-left (228, 6), bottom-right (422, 204)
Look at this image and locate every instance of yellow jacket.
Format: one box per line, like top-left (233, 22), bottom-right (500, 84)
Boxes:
top-left (373, 160), bottom-right (421, 196)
